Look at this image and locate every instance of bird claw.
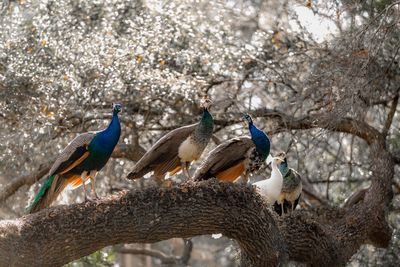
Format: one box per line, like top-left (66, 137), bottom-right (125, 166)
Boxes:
top-left (162, 180), bottom-right (174, 188)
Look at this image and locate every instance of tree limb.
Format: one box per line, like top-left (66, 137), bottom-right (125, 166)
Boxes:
top-left (0, 162), bottom-right (52, 204)
top-left (382, 94), bottom-right (399, 137)
top-left (0, 181), bottom-right (287, 267)
top-left (251, 108), bottom-right (382, 145)
top-left (116, 238), bottom-right (192, 266)
top-left (117, 247), bottom-right (180, 264)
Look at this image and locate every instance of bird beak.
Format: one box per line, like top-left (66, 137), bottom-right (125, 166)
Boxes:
top-left (276, 156), bottom-right (285, 164)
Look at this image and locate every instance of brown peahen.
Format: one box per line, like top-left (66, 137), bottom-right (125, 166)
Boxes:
top-left (127, 99), bottom-right (213, 185)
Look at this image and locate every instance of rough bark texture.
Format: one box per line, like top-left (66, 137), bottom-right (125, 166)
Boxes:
top-left (0, 181), bottom-right (287, 267)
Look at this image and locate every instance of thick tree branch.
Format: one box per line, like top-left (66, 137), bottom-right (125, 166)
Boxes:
top-left (0, 182), bottom-right (287, 267)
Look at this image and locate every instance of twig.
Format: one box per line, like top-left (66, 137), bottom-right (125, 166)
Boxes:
top-left (382, 93), bottom-right (399, 138)
top-left (116, 238), bottom-right (193, 266)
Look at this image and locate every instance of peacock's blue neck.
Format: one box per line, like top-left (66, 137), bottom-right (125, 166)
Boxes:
top-left (89, 112), bottom-right (121, 154)
top-left (278, 159), bottom-right (289, 176)
top-left (249, 123), bottom-right (270, 160)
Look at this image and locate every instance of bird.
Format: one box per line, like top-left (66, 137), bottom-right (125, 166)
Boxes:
top-left (127, 98), bottom-right (213, 185)
top-left (253, 155), bottom-right (285, 204)
top-left (193, 113), bottom-right (270, 184)
top-left (273, 152), bottom-right (302, 215)
top-left (27, 103), bottom-right (122, 213)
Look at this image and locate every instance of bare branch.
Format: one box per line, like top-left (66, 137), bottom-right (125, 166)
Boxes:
top-left (116, 238), bottom-right (193, 266)
top-left (382, 94), bottom-right (399, 137)
top-left (117, 247), bottom-right (180, 264)
top-left (0, 162), bottom-right (52, 204)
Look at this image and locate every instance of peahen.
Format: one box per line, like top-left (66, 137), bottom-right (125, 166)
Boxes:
top-left (193, 113), bottom-right (270, 184)
top-left (253, 155), bottom-right (285, 204)
top-left (28, 104), bottom-right (122, 213)
top-left (127, 98), bottom-right (213, 185)
top-left (273, 152), bottom-right (302, 215)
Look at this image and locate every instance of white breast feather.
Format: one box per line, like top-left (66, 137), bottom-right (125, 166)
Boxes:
top-left (253, 160), bottom-right (283, 204)
top-left (178, 137), bottom-right (201, 162)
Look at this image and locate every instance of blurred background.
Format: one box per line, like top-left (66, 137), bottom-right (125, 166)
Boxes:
top-left (0, 0), bottom-right (399, 266)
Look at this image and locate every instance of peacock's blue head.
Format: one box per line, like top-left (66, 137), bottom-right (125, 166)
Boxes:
top-left (276, 151), bottom-right (289, 176)
top-left (243, 113), bottom-right (270, 159)
top-left (113, 103), bottom-right (122, 114)
top-left (243, 113), bottom-right (253, 125)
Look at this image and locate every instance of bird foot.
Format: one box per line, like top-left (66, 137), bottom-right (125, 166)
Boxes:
top-left (162, 180), bottom-right (174, 188)
top-left (84, 195), bottom-right (99, 202)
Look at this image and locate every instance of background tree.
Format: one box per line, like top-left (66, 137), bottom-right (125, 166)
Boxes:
top-left (0, 0), bottom-right (399, 266)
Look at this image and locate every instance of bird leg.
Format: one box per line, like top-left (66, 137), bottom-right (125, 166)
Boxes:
top-left (89, 171), bottom-right (99, 199)
top-left (80, 171), bottom-right (88, 201)
top-left (154, 174), bottom-right (165, 187)
top-left (182, 161), bottom-right (192, 180)
top-left (281, 202), bottom-right (285, 216)
top-left (241, 172), bottom-right (249, 185)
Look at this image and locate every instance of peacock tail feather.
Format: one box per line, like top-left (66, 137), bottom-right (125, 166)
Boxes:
top-left (27, 175), bottom-right (55, 213)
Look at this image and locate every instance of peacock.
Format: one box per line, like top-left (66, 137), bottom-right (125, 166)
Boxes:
top-left (273, 152), bottom-right (302, 215)
top-left (252, 155), bottom-right (285, 204)
top-left (28, 104), bottom-right (122, 213)
top-left (127, 98), bottom-right (213, 185)
top-left (193, 113), bottom-right (270, 184)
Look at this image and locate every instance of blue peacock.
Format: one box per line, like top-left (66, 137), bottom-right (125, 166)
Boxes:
top-left (193, 113), bottom-right (270, 184)
top-left (28, 104), bottom-right (122, 213)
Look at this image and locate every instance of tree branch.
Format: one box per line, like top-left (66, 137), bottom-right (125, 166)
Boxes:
top-left (0, 181), bottom-right (287, 267)
top-left (0, 162), bottom-right (52, 204)
top-left (251, 108), bottom-right (382, 145)
top-left (382, 94), bottom-right (399, 137)
top-left (116, 238), bottom-right (193, 266)
top-left (117, 247), bottom-right (180, 264)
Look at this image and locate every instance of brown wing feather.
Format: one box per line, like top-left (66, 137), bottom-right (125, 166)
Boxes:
top-left (49, 132), bottom-right (95, 176)
top-left (127, 124), bottom-right (197, 179)
top-left (193, 136), bottom-right (254, 181)
top-left (154, 156), bottom-right (181, 177)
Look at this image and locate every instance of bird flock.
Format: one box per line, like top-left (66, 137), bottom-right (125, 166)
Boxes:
top-left (28, 100), bottom-right (302, 217)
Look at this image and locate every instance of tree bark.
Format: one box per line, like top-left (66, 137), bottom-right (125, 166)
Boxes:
top-left (0, 181), bottom-right (287, 267)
